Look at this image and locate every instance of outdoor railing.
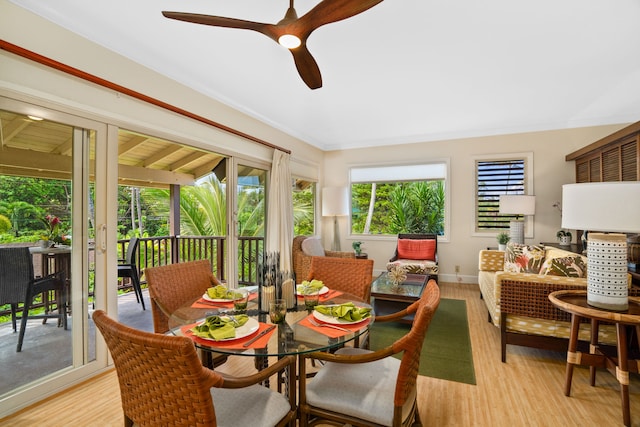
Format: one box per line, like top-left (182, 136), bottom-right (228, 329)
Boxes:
top-left (0, 236), bottom-right (264, 319)
top-left (120, 235), bottom-right (265, 288)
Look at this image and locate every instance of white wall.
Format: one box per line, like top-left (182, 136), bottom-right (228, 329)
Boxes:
top-left (0, 0), bottom-right (630, 284)
top-left (321, 124), bottom-right (628, 283)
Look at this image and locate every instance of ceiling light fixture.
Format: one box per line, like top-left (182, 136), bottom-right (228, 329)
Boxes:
top-left (278, 34), bottom-right (301, 49)
top-left (27, 115), bottom-right (44, 121)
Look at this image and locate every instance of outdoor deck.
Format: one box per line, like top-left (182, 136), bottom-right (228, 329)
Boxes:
top-left (0, 289), bottom-right (152, 396)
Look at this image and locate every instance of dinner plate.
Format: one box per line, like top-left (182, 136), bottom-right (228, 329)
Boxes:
top-left (296, 285), bottom-right (329, 296)
top-left (202, 292), bottom-right (242, 303)
top-left (194, 317), bottom-right (260, 341)
top-left (312, 307), bottom-right (370, 325)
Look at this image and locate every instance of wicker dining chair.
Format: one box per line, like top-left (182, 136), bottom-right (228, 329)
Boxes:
top-left (307, 256), bottom-right (374, 303)
top-left (0, 247), bottom-right (67, 352)
top-left (298, 280), bottom-right (440, 427)
top-left (93, 310), bottom-right (297, 427)
top-left (145, 260), bottom-right (228, 368)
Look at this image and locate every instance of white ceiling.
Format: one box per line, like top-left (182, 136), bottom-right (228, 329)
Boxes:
top-left (8, 0), bottom-right (640, 151)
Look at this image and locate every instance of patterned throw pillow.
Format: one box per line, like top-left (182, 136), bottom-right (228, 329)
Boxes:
top-left (540, 256), bottom-right (587, 278)
top-left (503, 242), bottom-right (546, 274)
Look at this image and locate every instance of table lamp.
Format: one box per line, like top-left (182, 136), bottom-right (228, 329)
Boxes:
top-left (322, 187), bottom-right (349, 251)
top-left (499, 195), bottom-right (536, 244)
top-left (562, 182), bottom-right (640, 311)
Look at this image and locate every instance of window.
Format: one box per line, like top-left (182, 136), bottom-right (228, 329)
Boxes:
top-left (350, 162), bottom-right (449, 237)
top-left (293, 178), bottom-right (315, 236)
top-left (476, 154), bottom-right (532, 232)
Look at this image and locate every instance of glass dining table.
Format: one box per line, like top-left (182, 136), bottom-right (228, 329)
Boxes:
top-left (169, 289), bottom-right (373, 357)
top-left (168, 289), bottom-right (374, 398)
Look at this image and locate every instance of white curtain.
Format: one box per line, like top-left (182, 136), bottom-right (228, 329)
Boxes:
top-left (266, 150), bottom-right (293, 271)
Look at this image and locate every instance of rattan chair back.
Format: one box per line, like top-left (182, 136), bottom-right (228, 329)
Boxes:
top-left (391, 280), bottom-right (440, 412)
top-left (307, 256), bottom-right (374, 302)
top-left (145, 260), bottom-right (221, 333)
top-left (299, 280), bottom-right (440, 427)
top-left (93, 310), bottom-right (222, 426)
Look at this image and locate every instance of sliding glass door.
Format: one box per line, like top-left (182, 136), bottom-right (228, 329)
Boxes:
top-left (0, 99), bottom-right (106, 417)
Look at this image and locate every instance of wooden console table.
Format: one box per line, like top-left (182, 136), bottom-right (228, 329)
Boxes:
top-left (549, 290), bottom-right (640, 427)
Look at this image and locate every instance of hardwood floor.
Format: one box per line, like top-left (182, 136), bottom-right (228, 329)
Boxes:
top-left (2, 281), bottom-right (639, 426)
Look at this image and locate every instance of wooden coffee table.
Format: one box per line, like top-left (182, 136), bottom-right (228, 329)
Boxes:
top-left (370, 272), bottom-right (428, 323)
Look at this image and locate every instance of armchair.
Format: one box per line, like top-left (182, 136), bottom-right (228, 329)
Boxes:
top-left (292, 236), bottom-right (354, 283)
top-left (387, 233), bottom-right (439, 281)
top-left (93, 310), bottom-right (296, 427)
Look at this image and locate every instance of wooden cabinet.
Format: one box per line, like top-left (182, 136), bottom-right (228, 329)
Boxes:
top-left (566, 121), bottom-right (640, 183)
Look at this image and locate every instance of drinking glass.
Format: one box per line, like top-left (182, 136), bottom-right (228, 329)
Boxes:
top-left (269, 299), bottom-right (287, 324)
top-left (233, 288), bottom-right (249, 312)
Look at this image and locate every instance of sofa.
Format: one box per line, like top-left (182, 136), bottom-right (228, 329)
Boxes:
top-left (478, 243), bottom-right (638, 362)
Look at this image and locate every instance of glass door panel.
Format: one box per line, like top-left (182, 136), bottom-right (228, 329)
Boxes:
top-left (0, 103), bottom-right (103, 417)
top-left (235, 163), bottom-right (267, 286)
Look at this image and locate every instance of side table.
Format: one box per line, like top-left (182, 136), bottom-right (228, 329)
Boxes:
top-left (370, 273), bottom-right (427, 323)
top-left (548, 290), bottom-right (640, 427)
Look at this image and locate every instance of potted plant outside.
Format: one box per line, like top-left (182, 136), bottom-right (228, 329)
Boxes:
top-left (497, 232), bottom-right (510, 251)
top-left (556, 230), bottom-right (572, 246)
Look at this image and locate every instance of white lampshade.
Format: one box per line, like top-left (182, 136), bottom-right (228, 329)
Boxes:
top-left (499, 195), bottom-right (536, 215)
top-left (499, 195), bottom-right (535, 244)
top-left (322, 187), bottom-right (349, 217)
top-left (562, 182), bottom-right (640, 232)
top-left (561, 182), bottom-right (640, 311)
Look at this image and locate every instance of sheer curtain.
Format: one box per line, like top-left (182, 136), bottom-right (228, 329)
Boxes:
top-left (266, 150), bottom-right (293, 271)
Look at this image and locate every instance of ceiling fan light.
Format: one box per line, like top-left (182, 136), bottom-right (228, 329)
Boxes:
top-left (278, 34), bottom-right (301, 49)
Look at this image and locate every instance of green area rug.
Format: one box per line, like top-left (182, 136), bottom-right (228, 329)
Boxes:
top-left (369, 298), bottom-right (476, 385)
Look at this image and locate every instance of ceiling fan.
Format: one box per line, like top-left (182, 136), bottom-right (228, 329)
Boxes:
top-left (162, 0), bottom-right (383, 89)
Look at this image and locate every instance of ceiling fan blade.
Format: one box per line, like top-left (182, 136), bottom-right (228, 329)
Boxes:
top-left (162, 11), bottom-right (277, 39)
top-left (290, 45), bottom-right (323, 89)
top-left (298, 0), bottom-right (383, 36)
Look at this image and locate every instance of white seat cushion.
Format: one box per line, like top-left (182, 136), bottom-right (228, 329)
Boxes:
top-left (306, 347), bottom-right (416, 426)
top-left (211, 384), bottom-right (291, 427)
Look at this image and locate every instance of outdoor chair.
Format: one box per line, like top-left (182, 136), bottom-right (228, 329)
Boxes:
top-left (307, 256), bottom-right (374, 303)
top-left (145, 260), bottom-right (228, 368)
top-left (93, 310), bottom-right (297, 427)
top-left (117, 237), bottom-right (145, 310)
top-left (387, 233), bottom-right (439, 282)
top-left (299, 280), bottom-right (440, 427)
top-left (0, 247), bottom-right (67, 352)
top-left (292, 236), bottom-right (354, 284)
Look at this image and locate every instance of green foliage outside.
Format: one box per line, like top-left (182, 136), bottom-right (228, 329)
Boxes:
top-left (0, 176), bottom-right (72, 243)
top-left (293, 185), bottom-right (314, 236)
top-left (351, 180), bottom-right (445, 235)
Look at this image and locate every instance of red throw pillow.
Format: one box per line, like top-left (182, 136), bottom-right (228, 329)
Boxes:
top-left (397, 239), bottom-right (436, 261)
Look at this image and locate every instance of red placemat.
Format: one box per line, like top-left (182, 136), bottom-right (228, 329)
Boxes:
top-left (299, 314), bottom-right (370, 338)
top-left (191, 292), bottom-right (258, 309)
top-left (180, 321), bottom-right (275, 349)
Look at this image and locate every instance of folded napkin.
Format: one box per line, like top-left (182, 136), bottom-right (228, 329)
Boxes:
top-left (314, 302), bottom-right (371, 322)
top-left (191, 315), bottom-right (249, 340)
top-left (297, 280), bottom-right (324, 294)
top-left (206, 285), bottom-right (243, 300)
